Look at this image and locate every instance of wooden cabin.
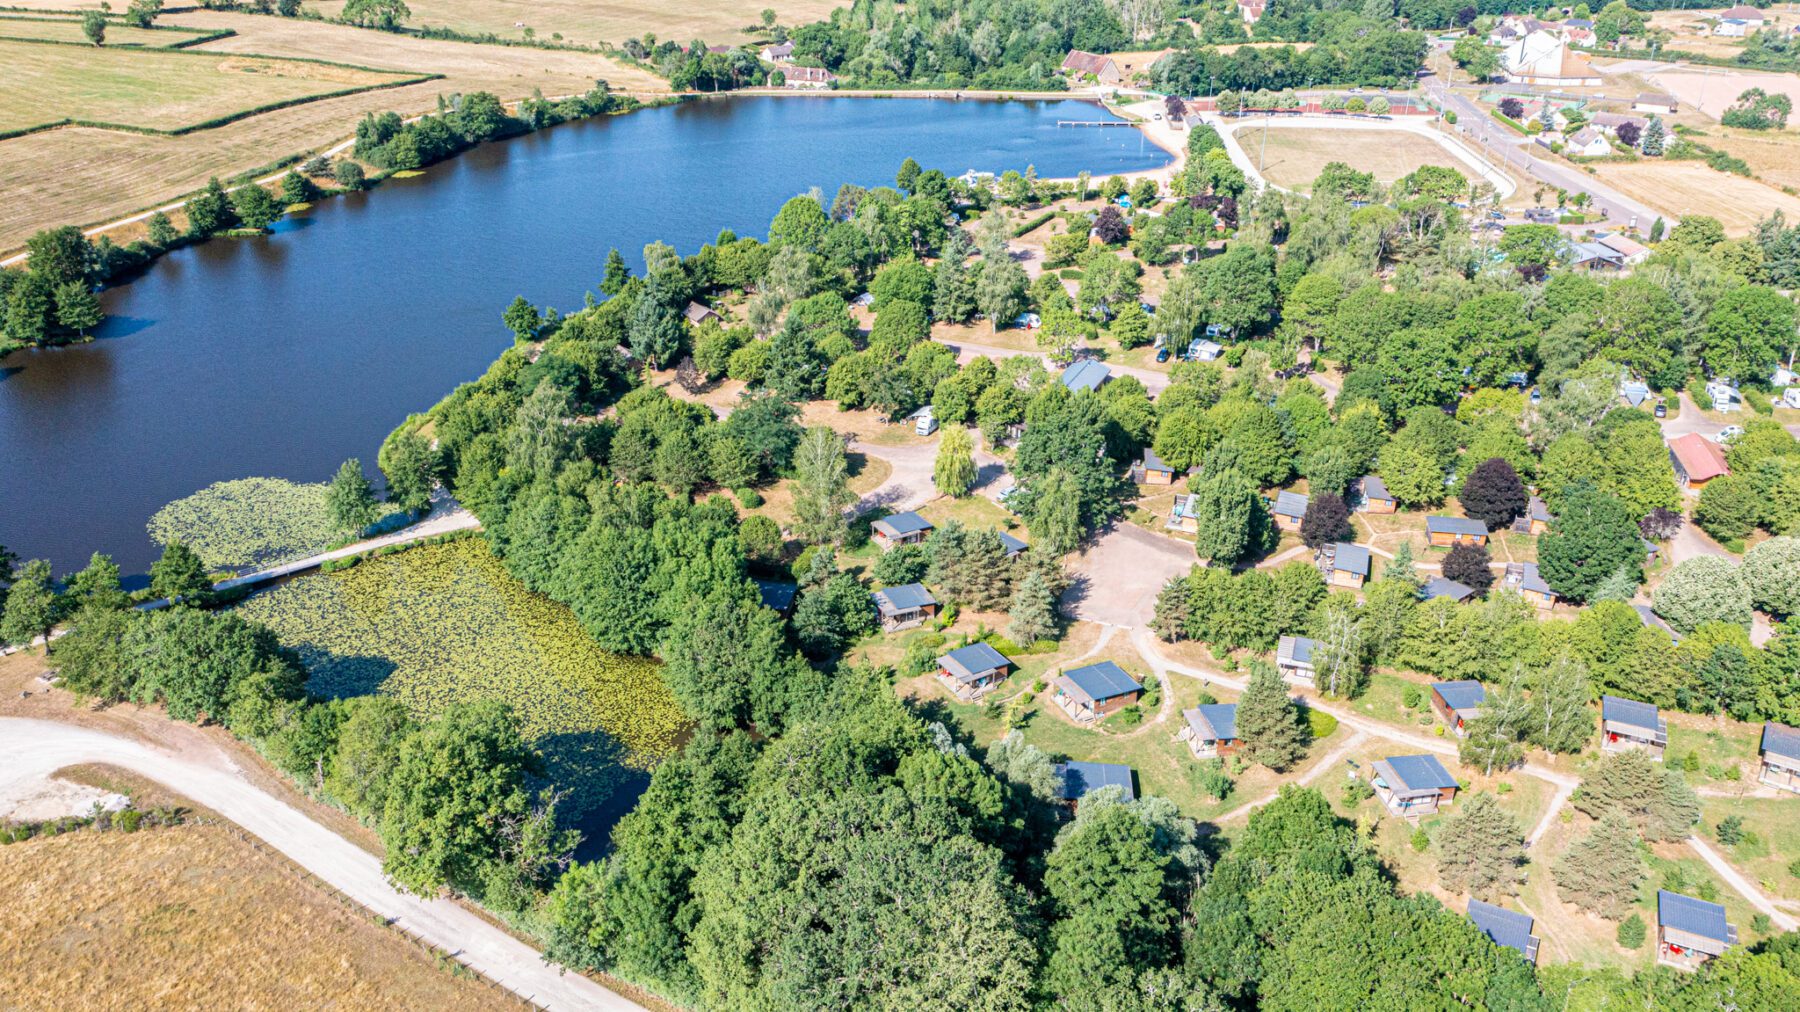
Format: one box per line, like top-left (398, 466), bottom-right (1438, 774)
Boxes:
top-left (1503, 561), bottom-right (1557, 610)
top-left (1426, 515), bottom-right (1489, 548)
top-left (1430, 681), bottom-right (1485, 737)
top-left (1131, 448), bottom-right (1176, 485)
top-left (1657, 890), bottom-right (1736, 971)
top-left (936, 642), bottom-right (1013, 701)
top-left (1318, 542), bottom-right (1371, 589)
top-left (1277, 635), bottom-right (1317, 687)
top-left (871, 511), bottom-right (935, 551)
top-left (1421, 576), bottom-right (1475, 603)
top-left (1052, 761), bottom-right (1135, 810)
top-left (1601, 695), bottom-right (1667, 760)
top-left (1166, 493), bottom-right (1201, 534)
top-left (1179, 703), bottom-right (1240, 759)
top-left (871, 584), bottom-right (940, 632)
top-left (1272, 491), bottom-right (1309, 533)
top-left (1759, 722), bottom-right (1800, 794)
top-left (1468, 899), bottom-right (1540, 965)
top-left (1369, 754), bottom-right (1459, 818)
top-left (1353, 474), bottom-right (1396, 514)
top-left (1053, 661), bottom-right (1144, 724)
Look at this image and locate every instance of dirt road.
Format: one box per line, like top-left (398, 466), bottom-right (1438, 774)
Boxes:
top-left (0, 718), bottom-right (644, 1012)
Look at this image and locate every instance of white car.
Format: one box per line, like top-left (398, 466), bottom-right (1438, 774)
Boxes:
top-left (1715, 425), bottom-right (1744, 444)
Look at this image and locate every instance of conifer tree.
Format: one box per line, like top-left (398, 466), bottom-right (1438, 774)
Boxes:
top-left (1435, 793), bottom-right (1526, 900)
top-left (1234, 660), bottom-right (1308, 771)
top-left (1554, 813), bottom-right (1646, 918)
top-left (1008, 569), bottom-right (1059, 645)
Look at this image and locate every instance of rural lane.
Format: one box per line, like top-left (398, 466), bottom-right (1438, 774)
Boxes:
top-left (0, 718), bottom-right (644, 1012)
top-left (1687, 833), bottom-right (1798, 932)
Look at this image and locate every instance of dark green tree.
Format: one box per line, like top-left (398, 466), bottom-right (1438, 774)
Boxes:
top-left (1234, 660), bottom-right (1308, 771)
top-left (149, 541), bottom-right (210, 601)
top-left (1538, 484), bottom-right (1642, 603)
top-left (325, 458), bottom-right (379, 535)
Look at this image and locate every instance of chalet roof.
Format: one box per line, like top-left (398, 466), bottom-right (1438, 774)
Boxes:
top-left (939, 642), bottom-right (1012, 682)
top-left (1529, 497), bottom-right (1552, 523)
top-left (1427, 515), bottom-right (1489, 537)
top-left (1658, 890), bottom-right (1735, 948)
top-left (762, 40), bottom-right (794, 58)
top-left (753, 578), bottom-right (798, 612)
top-left (1054, 760), bottom-right (1136, 801)
top-left (1569, 127), bottom-right (1606, 147)
top-left (1356, 474), bottom-right (1393, 501)
top-left (1434, 680), bottom-right (1486, 713)
top-left (1273, 491), bottom-right (1310, 519)
top-left (1505, 561), bottom-right (1551, 596)
top-left (1376, 754), bottom-right (1459, 793)
top-left (1668, 433), bottom-right (1729, 483)
top-left (1185, 702), bottom-right (1238, 741)
top-left (1601, 694), bottom-right (1660, 732)
top-left (1329, 542), bottom-right (1371, 576)
top-left (1061, 359), bottom-right (1111, 393)
top-left (1141, 447), bottom-right (1171, 472)
top-left (1762, 722), bottom-right (1800, 761)
top-left (1059, 661), bottom-right (1144, 704)
top-left (1279, 635), bottom-right (1316, 667)
top-left (873, 583), bottom-right (937, 614)
top-left (872, 511), bottom-right (934, 538)
top-left (1422, 576), bottom-right (1475, 602)
top-left (684, 301), bottom-right (719, 324)
top-left (1720, 5), bottom-right (1764, 19)
top-left (997, 530), bottom-right (1028, 556)
top-left (1598, 232), bottom-right (1648, 258)
top-left (1468, 899), bottom-right (1539, 960)
top-left (785, 65), bottom-right (835, 83)
top-left (1061, 50), bottom-right (1115, 76)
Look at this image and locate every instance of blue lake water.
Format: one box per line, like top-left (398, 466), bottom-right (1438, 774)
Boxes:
top-left (0, 95), bottom-right (1168, 573)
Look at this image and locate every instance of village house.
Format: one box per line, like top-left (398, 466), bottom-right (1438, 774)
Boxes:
top-left (1501, 32), bottom-right (1602, 87)
top-left (1370, 753), bottom-right (1460, 818)
top-left (1564, 127), bottom-right (1613, 158)
top-left (1468, 899), bottom-right (1541, 964)
top-left (1601, 694), bottom-right (1668, 759)
top-left (1568, 241), bottom-right (1628, 271)
top-left (997, 530), bottom-right (1029, 559)
top-left (1060, 359), bottom-right (1111, 394)
top-left (1352, 474), bottom-right (1397, 513)
top-left (1657, 890), bottom-right (1737, 970)
top-left (1668, 433), bottom-right (1730, 491)
top-left (782, 65), bottom-right (836, 89)
top-left (871, 511), bottom-right (935, 551)
top-left (1060, 50), bottom-right (1121, 85)
top-left (1318, 541), bottom-right (1371, 589)
top-left (936, 641), bottom-right (1013, 700)
top-left (759, 40), bottom-right (794, 62)
top-left (1503, 561), bottom-right (1557, 610)
top-left (1053, 661), bottom-right (1144, 724)
top-left (1053, 760), bottom-right (1136, 807)
top-left (684, 301), bottom-right (721, 325)
top-left (1179, 703), bottom-right (1240, 759)
top-left (1633, 92), bottom-right (1679, 115)
top-left (872, 583), bottom-right (939, 632)
top-left (1597, 232), bottom-right (1651, 265)
top-left (1272, 491), bottom-right (1309, 533)
top-left (1166, 493), bottom-right (1201, 534)
top-left (1431, 681), bottom-right (1486, 736)
top-left (1759, 722), bottom-right (1800, 794)
top-left (1421, 576), bottom-right (1476, 603)
top-left (1590, 111), bottom-right (1647, 138)
top-left (1426, 515), bottom-right (1489, 548)
top-left (753, 578), bottom-right (798, 617)
top-left (1277, 634), bottom-right (1317, 687)
top-left (1237, 0), bottom-right (1265, 23)
top-left (1132, 447), bottom-right (1176, 485)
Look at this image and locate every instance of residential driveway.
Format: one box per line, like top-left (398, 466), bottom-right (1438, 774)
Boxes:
top-left (1063, 523), bottom-right (1194, 626)
top-left (1665, 520), bottom-right (1732, 567)
top-left (849, 439), bottom-right (938, 515)
top-left (0, 718), bottom-right (644, 1012)
top-left (1657, 393), bottom-right (1729, 441)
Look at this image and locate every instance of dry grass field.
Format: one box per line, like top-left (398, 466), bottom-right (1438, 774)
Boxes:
top-left (1, 39), bottom-right (422, 133)
top-left (0, 821), bottom-right (518, 1010)
top-left (1591, 160), bottom-right (1800, 234)
top-left (0, 14), bottom-right (204, 45)
top-left (1646, 67), bottom-right (1800, 121)
top-left (309, 0), bottom-right (843, 48)
top-left (1247, 126), bottom-right (1472, 192)
top-left (0, 10), bottom-right (665, 251)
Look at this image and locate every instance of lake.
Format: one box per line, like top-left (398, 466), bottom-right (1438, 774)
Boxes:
top-left (0, 95), bottom-right (1169, 574)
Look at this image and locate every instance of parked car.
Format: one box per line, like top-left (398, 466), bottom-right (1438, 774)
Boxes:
top-left (1653, 399), bottom-right (1666, 418)
top-left (1715, 425), bottom-right (1744, 444)
top-left (1155, 347), bottom-right (1171, 363)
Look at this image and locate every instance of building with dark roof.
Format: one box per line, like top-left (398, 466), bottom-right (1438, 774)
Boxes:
top-left (1053, 661), bottom-right (1144, 723)
top-left (1181, 703), bottom-right (1239, 759)
top-left (753, 578), bottom-right (798, 616)
top-left (1503, 561), bottom-right (1556, 610)
top-left (1601, 694), bottom-right (1667, 759)
top-left (871, 511), bottom-right (934, 550)
top-left (1319, 541), bottom-right (1371, 589)
top-left (872, 583), bottom-right (939, 631)
top-left (1468, 899), bottom-right (1540, 963)
top-left (1421, 576), bottom-right (1475, 603)
top-left (1426, 515), bottom-right (1489, 547)
top-left (684, 301), bottom-right (721, 325)
top-left (1060, 359), bottom-right (1111, 394)
top-left (1353, 474), bottom-right (1396, 513)
top-left (1277, 635), bottom-right (1316, 686)
top-left (1272, 490), bottom-right (1309, 532)
top-left (1759, 722), bottom-right (1800, 794)
top-left (1132, 448), bottom-right (1176, 485)
top-left (1431, 681), bottom-right (1486, 736)
top-left (1657, 890), bottom-right (1736, 970)
top-left (1370, 754), bottom-right (1460, 817)
top-left (937, 642), bottom-right (1013, 700)
top-left (1053, 760), bottom-right (1135, 803)
top-left (996, 529), bottom-right (1028, 558)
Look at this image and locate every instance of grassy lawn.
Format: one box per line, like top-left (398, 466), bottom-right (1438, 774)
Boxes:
top-left (0, 821), bottom-right (516, 1010)
top-left (740, 450), bottom-right (890, 527)
top-left (1590, 159), bottom-right (1800, 236)
top-left (917, 493), bottom-right (1019, 534)
top-left (1249, 126), bottom-right (1471, 193)
top-left (231, 538), bottom-right (686, 823)
top-left (0, 39), bottom-right (424, 133)
top-left (1696, 793), bottom-right (1800, 902)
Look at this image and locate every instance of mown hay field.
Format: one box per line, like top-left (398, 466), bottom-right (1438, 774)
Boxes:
top-left (0, 821), bottom-right (516, 1010)
top-left (1248, 126), bottom-right (1470, 192)
top-left (233, 537), bottom-right (687, 817)
top-left (1590, 160), bottom-right (1800, 234)
top-left (310, 0), bottom-right (844, 48)
top-left (0, 14), bottom-right (203, 46)
top-left (0, 39), bottom-right (421, 133)
top-left (0, 10), bottom-right (665, 250)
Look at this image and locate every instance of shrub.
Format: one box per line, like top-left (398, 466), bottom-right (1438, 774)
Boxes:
top-left (118, 809), bottom-right (143, 832)
top-left (1197, 762), bottom-right (1233, 802)
top-left (734, 487), bottom-right (763, 509)
top-left (1410, 827), bottom-right (1430, 852)
top-left (1753, 913), bottom-right (1773, 936)
top-left (1716, 815), bottom-right (1745, 845)
top-left (1617, 913), bottom-right (1645, 948)
top-left (1343, 777), bottom-right (1375, 805)
top-left (1402, 684), bottom-right (1425, 710)
top-left (1303, 707), bottom-right (1337, 740)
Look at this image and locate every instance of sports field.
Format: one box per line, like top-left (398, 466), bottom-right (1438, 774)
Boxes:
top-left (0, 39), bottom-right (421, 134)
top-left (1591, 160), bottom-right (1800, 234)
top-left (1247, 126), bottom-right (1472, 192)
top-left (311, 0), bottom-right (843, 47)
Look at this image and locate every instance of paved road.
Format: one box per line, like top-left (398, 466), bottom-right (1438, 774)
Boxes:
top-left (1657, 393), bottom-right (1730, 442)
top-left (0, 719), bottom-right (642, 1010)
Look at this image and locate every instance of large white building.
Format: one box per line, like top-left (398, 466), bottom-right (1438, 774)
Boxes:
top-left (1501, 31), bottom-right (1601, 87)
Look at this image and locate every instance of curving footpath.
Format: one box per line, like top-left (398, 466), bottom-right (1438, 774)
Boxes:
top-left (0, 718), bottom-right (643, 1012)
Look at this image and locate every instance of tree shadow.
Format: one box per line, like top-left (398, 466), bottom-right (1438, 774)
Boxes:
top-left (534, 729), bottom-right (647, 863)
top-left (296, 647), bottom-right (399, 700)
top-left (1058, 571), bottom-right (1094, 616)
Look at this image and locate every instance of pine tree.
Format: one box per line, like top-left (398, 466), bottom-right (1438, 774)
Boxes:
top-left (600, 247), bottom-right (630, 295)
top-left (1435, 793), bottom-right (1527, 900)
top-left (926, 521), bottom-right (977, 601)
top-left (1152, 575), bottom-right (1190, 642)
top-left (934, 426), bottom-right (976, 497)
top-left (1641, 117), bottom-right (1665, 157)
top-left (325, 458), bottom-right (379, 536)
top-left (1383, 540), bottom-right (1420, 588)
top-left (1553, 813), bottom-right (1646, 918)
top-left (1008, 570), bottom-right (1059, 645)
top-left (1234, 660), bottom-right (1308, 771)
top-left (962, 530), bottom-right (1012, 610)
top-left (1572, 749), bottom-right (1701, 842)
